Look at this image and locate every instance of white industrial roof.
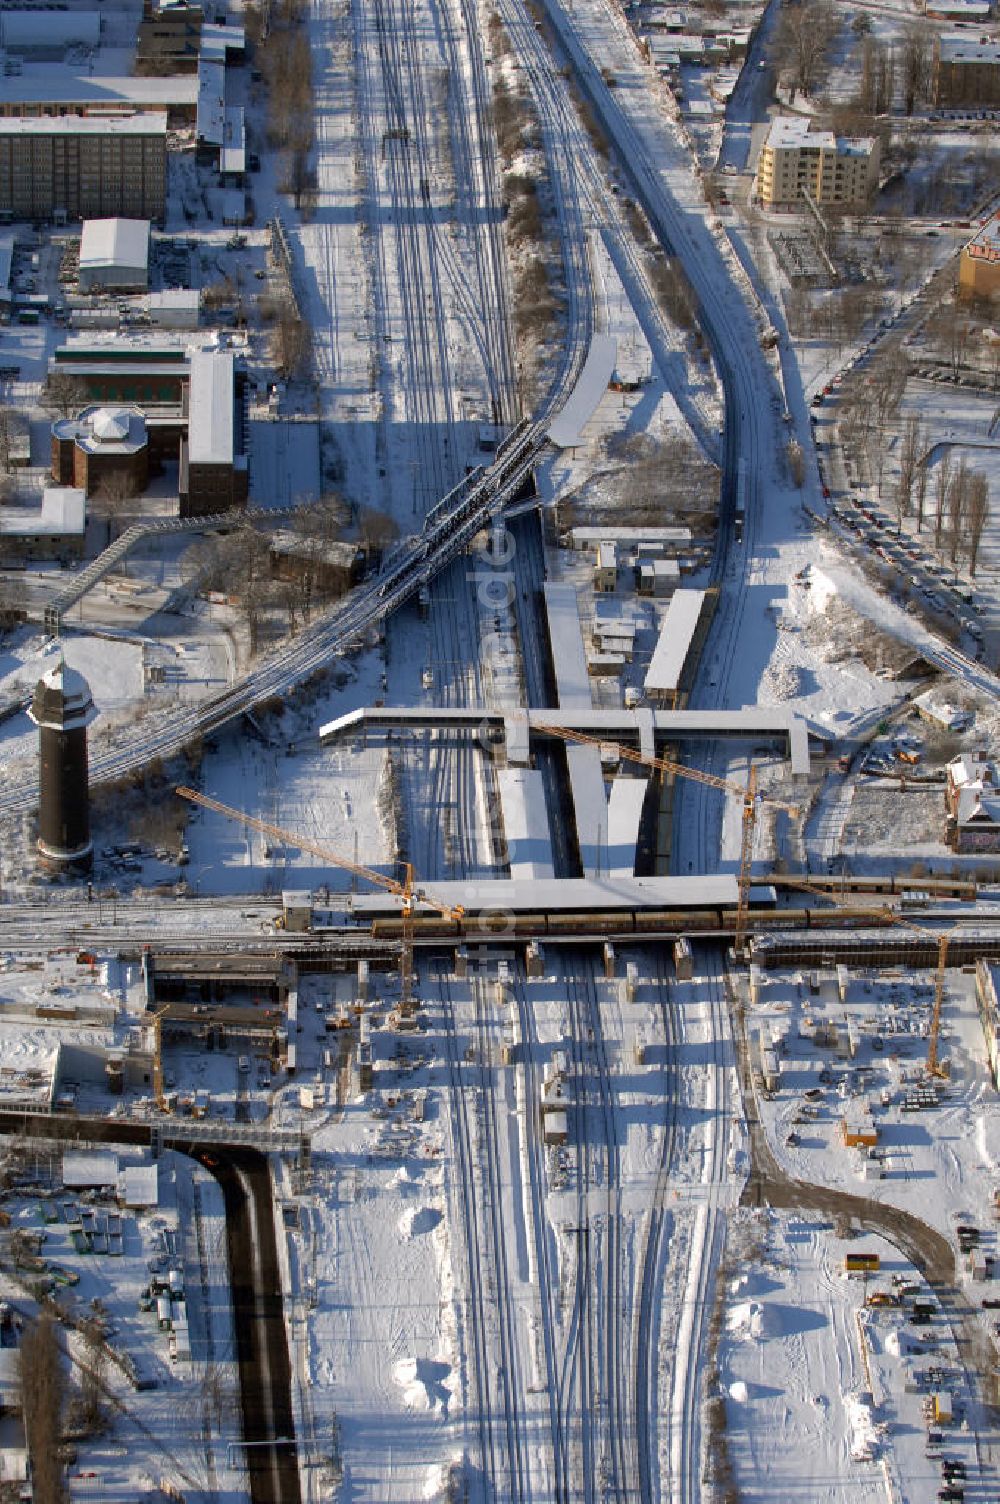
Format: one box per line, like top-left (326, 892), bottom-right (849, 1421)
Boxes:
top-left (220, 106), bottom-right (246, 175)
top-left (80, 218), bottom-right (150, 274)
top-left (197, 58), bottom-right (226, 147)
top-left (0, 113), bottom-right (167, 137)
top-left (187, 349), bottom-right (234, 466)
top-left (543, 582), bottom-right (591, 708)
top-left (570, 526), bottom-right (692, 548)
top-left (606, 777), bottom-right (648, 877)
top-left (63, 1150), bottom-right (118, 1187)
top-left (939, 32), bottom-right (1000, 63)
top-left (0, 60), bottom-right (194, 108)
top-left (201, 21), bottom-right (247, 60)
top-left (0, 488), bottom-right (86, 537)
top-left (548, 334), bottom-right (617, 448)
top-left (120, 1163), bottom-right (159, 1207)
top-left (496, 768), bottom-right (555, 880)
top-left (645, 589), bottom-right (705, 694)
top-left (1, 10), bottom-right (101, 50)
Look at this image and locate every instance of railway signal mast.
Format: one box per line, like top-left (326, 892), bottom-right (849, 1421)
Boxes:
top-left (531, 722), bottom-right (799, 955)
top-left (174, 786), bottom-right (465, 1016)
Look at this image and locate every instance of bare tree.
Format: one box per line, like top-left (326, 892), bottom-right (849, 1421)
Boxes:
top-left (913, 451), bottom-right (930, 532)
top-left (270, 306), bottom-right (312, 381)
top-left (42, 372), bottom-right (85, 421)
top-left (901, 25), bottom-right (933, 115)
top-left (78, 1313), bottom-right (108, 1432)
top-left (934, 449), bottom-right (952, 550)
top-left (774, 0), bottom-right (839, 101)
top-left (357, 506), bottom-right (400, 567)
top-left (967, 471), bottom-right (990, 575)
top-left (894, 414), bottom-right (924, 529)
top-left (21, 1314), bottom-right (65, 1504)
top-left (947, 457), bottom-right (969, 566)
top-left (859, 36), bottom-right (894, 116)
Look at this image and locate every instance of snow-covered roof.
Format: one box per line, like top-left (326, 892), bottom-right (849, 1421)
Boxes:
top-left (496, 768), bottom-right (555, 879)
top-left (543, 583), bottom-right (591, 708)
top-left (0, 57), bottom-right (190, 109)
top-left (0, 113), bottom-right (168, 138)
top-left (120, 1163), bottom-right (159, 1207)
top-left (645, 589), bottom-right (705, 694)
top-left (197, 58), bottom-right (225, 147)
top-left (80, 218), bottom-right (150, 275)
top-left (606, 777), bottom-right (648, 877)
top-left (547, 334), bottom-right (617, 448)
top-left (938, 32), bottom-right (1000, 64)
top-left (73, 406), bottom-right (147, 455)
top-left (0, 10), bottom-right (101, 50)
top-left (187, 349), bottom-right (234, 466)
top-left (63, 1150), bottom-right (118, 1187)
top-left (220, 106), bottom-right (246, 175)
top-left (0, 487), bottom-right (86, 538)
top-left (948, 752), bottom-right (993, 788)
top-left (567, 743), bottom-right (607, 875)
top-left (0, 235), bottom-right (12, 297)
top-left (201, 21), bottom-right (247, 60)
top-left (570, 526), bottom-right (692, 548)
top-left (347, 872), bottom-right (741, 915)
top-left (764, 114), bottom-right (876, 158)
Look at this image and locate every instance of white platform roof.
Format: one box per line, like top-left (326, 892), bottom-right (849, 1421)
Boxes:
top-left (187, 349), bottom-right (234, 466)
top-left (548, 334), bottom-right (617, 448)
top-left (567, 743), bottom-right (606, 876)
top-left (606, 777), bottom-right (648, 877)
top-left (543, 582), bottom-right (591, 708)
top-left (197, 58), bottom-right (226, 147)
top-left (645, 588), bottom-right (706, 695)
top-left (80, 218), bottom-right (150, 274)
top-left (570, 526), bottom-right (692, 549)
top-left (347, 872), bottom-right (741, 916)
top-left (496, 768), bottom-right (555, 880)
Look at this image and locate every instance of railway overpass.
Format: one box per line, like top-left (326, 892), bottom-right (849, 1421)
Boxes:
top-left (318, 703), bottom-right (816, 775)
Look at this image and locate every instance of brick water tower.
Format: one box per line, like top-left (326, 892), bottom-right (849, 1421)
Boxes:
top-left (28, 659), bottom-right (98, 871)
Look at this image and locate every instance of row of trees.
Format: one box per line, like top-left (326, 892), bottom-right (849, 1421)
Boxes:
top-left (774, 0), bottom-right (934, 115)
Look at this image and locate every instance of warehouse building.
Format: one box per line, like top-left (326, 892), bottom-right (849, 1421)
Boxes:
top-left (79, 219), bottom-right (151, 293)
top-left (959, 215), bottom-right (1000, 300)
top-left (0, 10), bottom-right (102, 54)
top-left (0, 487), bottom-right (86, 563)
top-left (933, 33), bottom-right (1000, 106)
top-left (178, 349), bottom-right (248, 515)
top-left (0, 115), bottom-right (167, 223)
top-left (754, 115), bottom-right (880, 208)
top-left (0, 66), bottom-right (197, 123)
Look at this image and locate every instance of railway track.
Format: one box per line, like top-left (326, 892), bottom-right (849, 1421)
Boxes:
top-left (514, 965), bottom-right (572, 1500)
top-left (633, 948), bottom-right (680, 1504)
top-left (439, 971), bottom-right (528, 1496)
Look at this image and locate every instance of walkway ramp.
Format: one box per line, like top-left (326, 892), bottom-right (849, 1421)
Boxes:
top-left (547, 334), bottom-right (617, 448)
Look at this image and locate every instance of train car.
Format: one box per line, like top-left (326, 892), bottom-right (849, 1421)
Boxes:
top-left (805, 905), bottom-right (895, 929)
top-left (544, 911), bottom-right (637, 937)
top-left (640, 909), bottom-right (722, 935)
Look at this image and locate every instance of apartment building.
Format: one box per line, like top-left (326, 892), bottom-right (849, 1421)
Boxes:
top-left (754, 115), bottom-right (880, 209)
top-left (959, 214), bottom-right (1000, 298)
top-left (933, 33), bottom-right (1000, 106)
top-left (0, 115), bottom-right (167, 223)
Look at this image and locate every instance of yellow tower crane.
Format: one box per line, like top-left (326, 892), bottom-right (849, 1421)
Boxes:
top-left (174, 786), bottom-right (465, 1017)
top-left (531, 721), bottom-right (800, 955)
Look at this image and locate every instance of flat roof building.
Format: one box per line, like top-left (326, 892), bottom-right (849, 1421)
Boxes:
top-left (644, 588), bottom-right (707, 705)
top-left (79, 218), bottom-right (151, 292)
top-left (0, 487), bottom-right (86, 562)
top-left (496, 768), bottom-right (555, 880)
top-left (0, 57), bottom-right (198, 121)
top-left (543, 582), bottom-right (592, 708)
top-left (179, 348), bottom-right (248, 515)
top-left (0, 115), bottom-right (167, 223)
top-left (0, 10), bottom-right (102, 53)
top-left (934, 32), bottom-right (1000, 105)
top-left (754, 114), bottom-right (880, 208)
